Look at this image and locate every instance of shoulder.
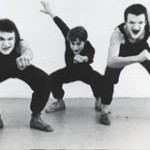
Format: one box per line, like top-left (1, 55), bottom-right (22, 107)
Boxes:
top-left (85, 41), bottom-right (95, 49)
top-left (110, 27), bottom-right (125, 44)
top-left (85, 41), bottom-right (93, 47)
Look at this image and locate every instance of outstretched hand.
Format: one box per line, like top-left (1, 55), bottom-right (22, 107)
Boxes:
top-left (40, 0), bottom-right (55, 18)
top-left (40, 1), bottom-right (51, 14)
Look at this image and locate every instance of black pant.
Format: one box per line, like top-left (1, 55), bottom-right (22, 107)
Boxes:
top-left (49, 64), bottom-right (104, 99)
top-left (102, 61), bottom-right (150, 105)
top-left (0, 64), bottom-right (50, 114)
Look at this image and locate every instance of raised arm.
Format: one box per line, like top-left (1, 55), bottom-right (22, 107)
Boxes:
top-left (40, 0), bottom-right (70, 38)
top-left (107, 28), bottom-right (150, 68)
top-left (40, 1), bottom-right (56, 18)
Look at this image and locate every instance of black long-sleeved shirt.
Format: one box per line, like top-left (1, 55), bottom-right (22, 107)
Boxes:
top-left (53, 16), bottom-right (95, 66)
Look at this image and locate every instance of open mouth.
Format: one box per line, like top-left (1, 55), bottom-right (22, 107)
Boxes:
top-left (132, 30), bottom-right (140, 34)
top-left (74, 50), bottom-right (80, 54)
top-left (74, 50), bottom-right (79, 53)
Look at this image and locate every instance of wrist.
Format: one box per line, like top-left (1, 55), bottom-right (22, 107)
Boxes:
top-left (49, 11), bottom-right (56, 18)
top-left (133, 55), bottom-right (142, 63)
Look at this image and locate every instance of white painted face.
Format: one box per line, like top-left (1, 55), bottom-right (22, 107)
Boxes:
top-left (125, 13), bottom-right (146, 40)
top-left (0, 31), bottom-right (15, 55)
top-left (69, 38), bottom-right (85, 54)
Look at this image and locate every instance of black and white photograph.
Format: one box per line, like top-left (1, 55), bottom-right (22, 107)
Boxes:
top-left (0, 0), bottom-right (150, 149)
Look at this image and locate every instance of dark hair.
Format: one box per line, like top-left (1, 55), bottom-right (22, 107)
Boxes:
top-left (124, 4), bottom-right (148, 22)
top-left (0, 19), bottom-right (21, 48)
top-left (67, 26), bottom-right (88, 42)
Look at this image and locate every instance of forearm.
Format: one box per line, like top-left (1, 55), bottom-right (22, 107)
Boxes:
top-left (53, 17), bottom-right (69, 38)
top-left (107, 55), bottom-right (140, 68)
top-left (21, 49), bottom-right (33, 60)
top-left (82, 55), bottom-right (93, 64)
top-left (18, 40), bottom-right (33, 60)
top-left (16, 42), bottom-right (33, 70)
top-left (86, 55), bottom-right (93, 64)
top-left (83, 47), bottom-right (95, 64)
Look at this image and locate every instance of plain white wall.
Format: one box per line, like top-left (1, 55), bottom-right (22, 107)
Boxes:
top-left (0, 0), bottom-right (150, 98)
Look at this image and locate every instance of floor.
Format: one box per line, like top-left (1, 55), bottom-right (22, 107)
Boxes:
top-left (0, 98), bottom-right (150, 150)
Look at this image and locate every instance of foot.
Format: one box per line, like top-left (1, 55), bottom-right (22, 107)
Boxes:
top-left (100, 112), bottom-right (111, 126)
top-left (30, 114), bottom-right (53, 132)
top-left (0, 115), bottom-right (3, 128)
top-left (45, 101), bottom-right (66, 113)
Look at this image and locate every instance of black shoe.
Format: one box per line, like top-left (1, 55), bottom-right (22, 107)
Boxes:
top-left (100, 112), bottom-right (111, 126)
top-left (0, 115), bottom-right (3, 128)
top-left (30, 114), bottom-right (53, 132)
